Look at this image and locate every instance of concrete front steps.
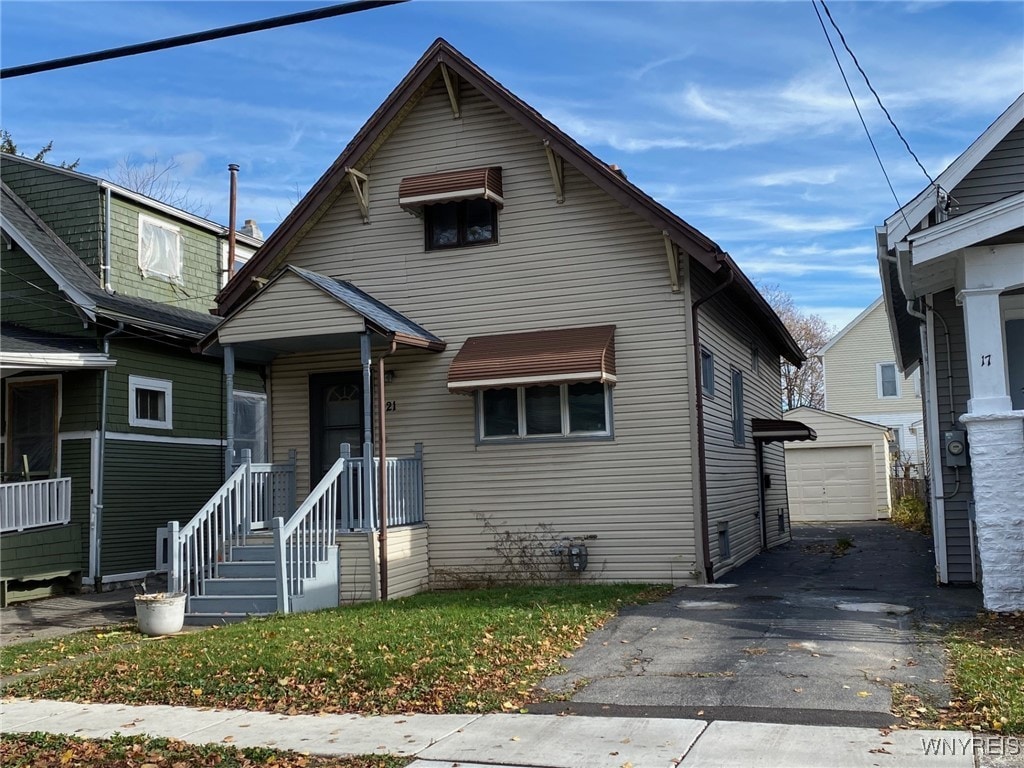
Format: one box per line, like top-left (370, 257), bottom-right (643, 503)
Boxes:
top-left (185, 537), bottom-right (280, 625)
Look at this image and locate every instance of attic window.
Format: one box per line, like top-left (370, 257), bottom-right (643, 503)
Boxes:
top-left (138, 214), bottom-right (183, 285)
top-left (425, 199), bottom-right (497, 250)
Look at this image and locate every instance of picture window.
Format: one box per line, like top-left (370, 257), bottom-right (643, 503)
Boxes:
top-left (479, 382), bottom-right (611, 441)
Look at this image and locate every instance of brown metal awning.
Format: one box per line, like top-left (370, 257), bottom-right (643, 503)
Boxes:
top-left (448, 325), bottom-right (616, 393)
top-left (399, 166), bottom-right (503, 210)
top-left (751, 418), bottom-right (817, 443)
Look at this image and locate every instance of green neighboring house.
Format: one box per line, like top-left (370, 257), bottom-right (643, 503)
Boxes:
top-left (0, 155), bottom-right (266, 601)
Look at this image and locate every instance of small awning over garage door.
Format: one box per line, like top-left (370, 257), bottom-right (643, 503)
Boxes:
top-left (447, 325), bottom-right (616, 393)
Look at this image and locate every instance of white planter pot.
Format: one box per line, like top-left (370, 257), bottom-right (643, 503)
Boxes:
top-left (135, 592), bottom-right (186, 636)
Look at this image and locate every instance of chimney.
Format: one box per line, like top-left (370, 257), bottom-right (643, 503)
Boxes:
top-left (240, 219), bottom-right (263, 240)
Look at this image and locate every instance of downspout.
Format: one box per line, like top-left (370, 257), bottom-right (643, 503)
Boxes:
top-left (692, 261), bottom-right (734, 583)
top-left (360, 332), bottom-right (379, 600)
top-left (94, 321), bottom-right (124, 590)
top-left (376, 337), bottom-right (398, 600)
top-left (224, 344), bottom-right (235, 478)
top-left (102, 186), bottom-right (113, 293)
top-left (227, 164), bottom-right (239, 283)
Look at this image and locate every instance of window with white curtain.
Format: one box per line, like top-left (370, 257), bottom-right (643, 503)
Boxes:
top-left (138, 214), bottom-right (183, 284)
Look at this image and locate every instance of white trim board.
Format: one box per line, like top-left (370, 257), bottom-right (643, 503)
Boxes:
top-left (61, 430), bottom-right (223, 447)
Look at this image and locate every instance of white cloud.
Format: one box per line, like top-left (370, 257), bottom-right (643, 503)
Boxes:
top-left (750, 167), bottom-right (846, 187)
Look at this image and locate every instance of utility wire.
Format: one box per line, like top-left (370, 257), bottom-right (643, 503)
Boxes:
top-left (811, 0), bottom-right (913, 233)
top-left (819, 0), bottom-right (936, 187)
top-left (1, 0), bottom-right (410, 79)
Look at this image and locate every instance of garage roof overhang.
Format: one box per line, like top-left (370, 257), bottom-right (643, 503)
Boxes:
top-left (751, 418), bottom-right (817, 444)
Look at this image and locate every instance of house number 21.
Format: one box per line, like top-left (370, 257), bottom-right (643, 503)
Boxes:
top-left (385, 401), bottom-right (397, 412)
top-left (980, 354), bottom-right (992, 367)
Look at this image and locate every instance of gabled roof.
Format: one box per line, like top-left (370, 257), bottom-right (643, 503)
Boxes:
top-left (885, 93), bottom-right (1024, 248)
top-left (1, 154), bottom-right (263, 248)
top-left (1, 182), bottom-right (218, 339)
top-left (290, 267), bottom-right (445, 350)
top-left (817, 296), bottom-right (884, 357)
top-left (784, 406), bottom-right (892, 433)
top-left (215, 38), bottom-right (803, 366)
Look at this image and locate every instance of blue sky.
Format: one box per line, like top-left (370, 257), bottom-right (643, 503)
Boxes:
top-left (2, 1), bottom-right (1022, 329)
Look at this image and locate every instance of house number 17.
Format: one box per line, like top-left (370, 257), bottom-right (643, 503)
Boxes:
top-left (980, 354), bottom-right (992, 367)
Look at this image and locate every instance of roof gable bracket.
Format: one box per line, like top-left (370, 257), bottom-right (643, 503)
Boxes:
top-left (345, 168), bottom-right (370, 224)
top-left (543, 141), bottom-right (565, 204)
top-left (663, 232), bottom-right (680, 293)
top-left (440, 62), bottom-right (461, 118)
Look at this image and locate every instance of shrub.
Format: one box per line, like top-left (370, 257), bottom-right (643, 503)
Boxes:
top-left (892, 495), bottom-right (930, 534)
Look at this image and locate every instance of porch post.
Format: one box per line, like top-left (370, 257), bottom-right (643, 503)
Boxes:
top-left (957, 288), bottom-right (1012, 415)
top-left (224, 344), bottom-right (236, 478)
top-left (360, 332), bottom-right (374, 531)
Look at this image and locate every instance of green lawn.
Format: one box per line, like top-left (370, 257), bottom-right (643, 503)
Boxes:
top-left (0, 624), bottom-right (141, 676)
top-left (946, 612), bottom-right (1024, 734)
top-left (5, 584), bottom-right (668, 715)
top-left (0, 732), bottom-right (408, 768)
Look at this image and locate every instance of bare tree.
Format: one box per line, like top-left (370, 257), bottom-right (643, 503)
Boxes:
top-left (1, 128), bottom-right (79, 169)
top-left (759, 283), bottom-right (835, 411)
top-left (112, 154), bottom-right (211, 217)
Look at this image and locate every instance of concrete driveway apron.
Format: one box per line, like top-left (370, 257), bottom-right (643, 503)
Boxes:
top-left (534, 522), bottom-right (982, 728)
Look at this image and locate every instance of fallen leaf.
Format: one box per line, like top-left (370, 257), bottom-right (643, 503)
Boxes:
top-left (857, 691), bottom-right (872, 698)
top-left (222, 736), bottom-right (235, 743)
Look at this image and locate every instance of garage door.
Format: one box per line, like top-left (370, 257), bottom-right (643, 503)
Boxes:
top-left (787, 445), bottom-right (877, 522)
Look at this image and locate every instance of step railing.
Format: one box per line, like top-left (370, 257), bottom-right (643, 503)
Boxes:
top-left (166, 450), bottom-right (296, 608)
top-left (342, 443), bottom-right (424, 531)
top-left (0, 477), bottom-right (71, 533)
top-left (272, 450), bottom-right (345, 614)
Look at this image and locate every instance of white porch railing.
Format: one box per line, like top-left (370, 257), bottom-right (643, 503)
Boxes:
top-left (343, 443), bottom-right (425, 531)
top-left (272, 454), bottom-right (343, 614)
top-left (0, 477), bottom-right (72, 533)
top-left (167, 451), bottom-right (296, 605)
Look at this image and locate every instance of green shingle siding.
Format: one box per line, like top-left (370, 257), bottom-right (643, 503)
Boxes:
top-left (99, 440), bottom-right (222, 576)
top-left (0, 240), bottom-right (93, 336)
top-left (108, 197), bottom-right (222, 313)
top-left (0, 524), bottom-right (82, 580)
top-left (61, 370), bottom-right (102, 432)
top-left (0, 163), bottom-right (103, 273)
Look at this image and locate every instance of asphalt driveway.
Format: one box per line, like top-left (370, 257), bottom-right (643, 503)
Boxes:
top-left (533, 522), bottom-right (982, 728)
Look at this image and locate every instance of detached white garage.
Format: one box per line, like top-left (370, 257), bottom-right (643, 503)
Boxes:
top-left (784, 408), bottom-right (893, 522)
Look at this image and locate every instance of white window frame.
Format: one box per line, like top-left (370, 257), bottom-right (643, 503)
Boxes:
top-left (129, 375), bottom-right (173, 430)
top-left (138, 214), bottom-right (183, 285)
top-left (477, 383), bottom-right (612, 441)
top-left (701, 347), bottom-right (715, 397)
top-left (876, 362), bottom-right (901, 399)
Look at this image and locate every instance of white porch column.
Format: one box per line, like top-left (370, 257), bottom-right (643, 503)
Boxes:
top-left (959, 411), bottom-right (1024, 611)
top-left (958, 288), bottom-right (1013, 415)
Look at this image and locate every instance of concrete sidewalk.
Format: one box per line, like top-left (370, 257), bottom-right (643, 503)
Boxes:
top-left (3, 698), bottom-right (998, 768)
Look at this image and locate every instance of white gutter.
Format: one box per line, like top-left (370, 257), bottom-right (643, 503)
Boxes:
top-left (102, 185), bottom-right (113, 292)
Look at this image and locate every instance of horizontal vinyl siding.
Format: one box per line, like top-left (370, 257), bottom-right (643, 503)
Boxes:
top-left (693, 266), bottom-right (789, 577)
top-left (784, 409), bottom-right (891, 518)
top-left (219, 272), bottom-right (366, 344)
top-left (58, 437), bottom-right (93, 573)
top-left (106, 339), bottom-right (225, 439)
top-left (339, 532), bottom-right (377, 604)
top-left (272, 79), bottom-right (699, 586)
top-left (823, 302), bottom-right (922, 416)
top-left (387, 524), bottom-right (429, 599)
top-left (931, 290), bottom-right (975, 583)
top-left (100, 441), bottom-right (222, 576)
top-left (949, 121), bottom-right (1024, 217)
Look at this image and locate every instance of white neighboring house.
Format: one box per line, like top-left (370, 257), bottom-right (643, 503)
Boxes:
top-left (819, 297), bottom-right (924, 469)
top-left (878, 93), bottom-right (1023, 611)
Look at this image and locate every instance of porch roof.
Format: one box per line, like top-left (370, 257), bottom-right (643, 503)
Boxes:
top-left (447, 325), bottom-right (616, 393)
top-left (202, 266), bottom-right (445, 357)
top-left (1, 322), bottom-right (115, 377)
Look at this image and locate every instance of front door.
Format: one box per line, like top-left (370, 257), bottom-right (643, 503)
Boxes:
top-left (309, 372), bottom-right (365, 485)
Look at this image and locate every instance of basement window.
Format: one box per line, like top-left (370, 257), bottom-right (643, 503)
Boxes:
top-left (129, 375), bottom-right (172, 430)
top-left (718, 522), bottom-right (732, 561)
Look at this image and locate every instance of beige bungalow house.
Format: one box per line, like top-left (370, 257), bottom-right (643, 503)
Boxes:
top-left (180, 39), bottom-right (811, 619)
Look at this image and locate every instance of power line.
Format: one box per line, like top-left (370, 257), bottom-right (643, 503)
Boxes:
top-left (810, 0), bottom-right (913, 233)
top-left (818, 0), bottom-right (936, 187)
top-left (1, 0), bottom-right (410, 79)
